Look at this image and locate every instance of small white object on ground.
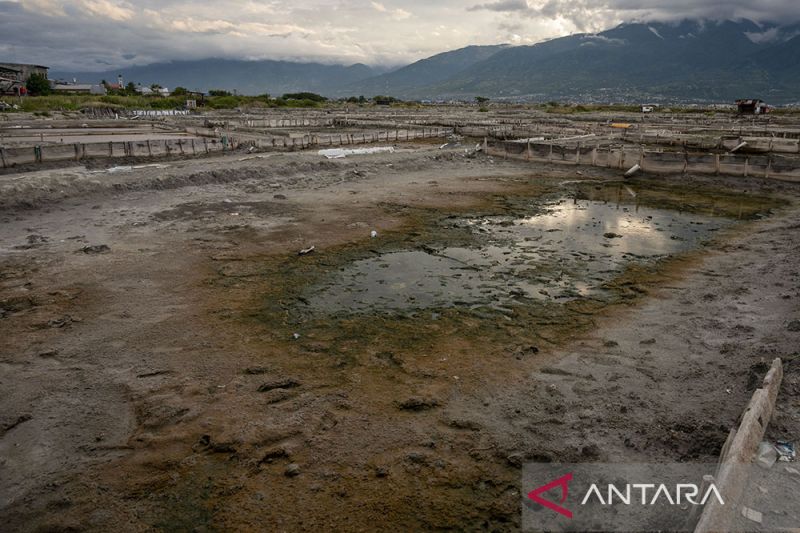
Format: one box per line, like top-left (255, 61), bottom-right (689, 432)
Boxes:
top-left (370, 230), bottom-right (378, 238)
top-left (318, 147), bottom-right (394, 159)
top-left (741, 506), bottom-right (762, 524)
top-left (624, 164), bottom-right (641, 177)
top-left (292, 333), bottom-right (300, 340)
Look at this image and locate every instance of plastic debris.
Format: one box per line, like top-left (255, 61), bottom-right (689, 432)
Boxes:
top-left (741, 506), bottom-right (762, 524)
top-left (318, 147), bottom-right (394, 159)
top-left (370, 230), bottom-right (378, 238)
top-left (292, 333), bottom-right (300, 340)
top-left (624, 164), bottom-right (641, 177)
top-left (776, 441), bottom-right (796, 462)
top-left (756, 441), bottom-right (778, 468)
top-left (298, 246), bottom-right (315, 256)
top-left (729, 141), bottom-right (748, 153)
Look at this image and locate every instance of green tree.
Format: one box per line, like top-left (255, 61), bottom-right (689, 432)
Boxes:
top-left (26, 73), bottom-right (51, 96)
top-left (475, 96), bottom-right (490, 104)
top-left (209, 89), bottom-right (232, 97)
top-left (172, 86), bottom-right (188, 96)
top-left (282, 92), bottom-right (326, 102)
top-left (125, 82), bottom-right (137, 96)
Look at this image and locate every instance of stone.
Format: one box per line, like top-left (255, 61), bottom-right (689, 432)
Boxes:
top-left (397, 397), bottom-right (439, 411)
top-left (80, 244), bottom-right (110, 254)
top-left (257, 378), bottom-right (300, 392)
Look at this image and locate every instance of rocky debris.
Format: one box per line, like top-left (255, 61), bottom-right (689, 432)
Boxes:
top-left (284, 463), bottom-right (301, 477)
top-left (506, 452), bottom-right (525, 468)
top-left (38, 349), bottom-right (59, 358)
top-left (449, 418), bottom-right (481, 431)
top-left (397, 397), bottom-right (439, 411)
top-left (603, 232), bottom-right (623, 239)
top-left (513, 345), bottom-right (539, 360)
top-left (273, 194), bottom-right (287, 200)
top-left (0, 296), bottom-right (36, 318)
top-left (640, 338), bottom-right (656, 345)
top-left (195, 434), bottom-right (237, 454)
top-left (603, 340), bottom-right (619, 347)
top-left (243, 366), bottom-right (269, 375)
top-left (46, 315), bottom-right (76, 329)
top-left (15, 234), bottom-right (49, 249)
top-left (261, 389), bottom-right (295, 404)
top-left (1, 414), bottom-right (32, 436)
top-left (260, 447), bottom-right (289, 464)
top-left (375, 466), bottom-right (389, 478)
top-left (257, 378), bottom-right (301, 393)
top-left (787, 320), bottom-right (800, 332)
top-left (406, 452), bottom-right (428, 464)
top-left (79, 244), bottom-right (110, 254)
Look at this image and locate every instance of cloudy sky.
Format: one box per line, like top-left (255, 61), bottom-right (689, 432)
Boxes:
top-left (1, 0), bottom-right (797, 70)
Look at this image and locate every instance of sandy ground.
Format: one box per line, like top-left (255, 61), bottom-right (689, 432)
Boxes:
top-left (1, 146), bottom-right (798, 531)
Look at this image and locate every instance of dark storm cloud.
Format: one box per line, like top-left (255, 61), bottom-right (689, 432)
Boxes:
top-left (467, 0), bottom-right (529, 12)
top-left (1, 0), bottom-right (799, 71)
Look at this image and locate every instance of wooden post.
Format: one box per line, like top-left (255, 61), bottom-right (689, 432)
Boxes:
top-left (0, 147), bottom-right (5, 168)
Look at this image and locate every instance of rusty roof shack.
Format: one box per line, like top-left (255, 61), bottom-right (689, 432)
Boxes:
top-left (736, 98), bottom-right (769, 115)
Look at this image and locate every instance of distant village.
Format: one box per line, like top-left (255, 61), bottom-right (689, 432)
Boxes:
top-left (0, 61), bottom-right (778, 114)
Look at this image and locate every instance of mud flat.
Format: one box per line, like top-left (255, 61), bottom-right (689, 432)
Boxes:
top-left (1, 132), bottom-right (799, 531)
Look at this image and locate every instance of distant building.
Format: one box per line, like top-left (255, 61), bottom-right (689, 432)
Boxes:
top-left (0, 62), bottom-right (49, 95)
top-left (736, 99), bottom-right (769, 114)
top-left (52, 83), bottom-right (107, 95)
top-left (135, 85), bottom-right (170, 96)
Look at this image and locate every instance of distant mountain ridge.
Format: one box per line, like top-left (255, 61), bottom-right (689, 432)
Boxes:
top-left (336, 44), bottom-right (508, 97)
top-left (51, 19), bottom-right (800, 104)
top-left (422, 19), bottom-right (800, 103)
top-left (51, 58), bottom-right (380, 96)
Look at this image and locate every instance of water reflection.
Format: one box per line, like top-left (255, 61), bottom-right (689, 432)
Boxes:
top-left (306, 196), bottom-right (729, 315)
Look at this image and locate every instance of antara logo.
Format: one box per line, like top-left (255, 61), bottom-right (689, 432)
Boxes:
top-left (527, 473), bottom-right (574, 518)
top-left (527, 473), bottom-right (725, 519)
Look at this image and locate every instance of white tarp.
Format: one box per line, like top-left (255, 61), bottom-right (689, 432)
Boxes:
top-left (318, 147), bottom-right (395, 159)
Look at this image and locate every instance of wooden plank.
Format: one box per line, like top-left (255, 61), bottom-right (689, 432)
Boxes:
top-left (694, 358), bottom-right (783, 533)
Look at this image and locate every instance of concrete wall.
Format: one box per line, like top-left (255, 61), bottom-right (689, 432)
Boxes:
top-left (484, 139), bottom-right (800, 181)
top-left (0, 137), bottom-right (231, 167)
top-left (0, 127), bottom-right (452, 167)
top-left (241, 127), bottom-right (453, 150)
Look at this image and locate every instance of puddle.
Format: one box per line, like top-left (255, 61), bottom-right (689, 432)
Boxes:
top-left (304, 190), bottom-right (732, 316)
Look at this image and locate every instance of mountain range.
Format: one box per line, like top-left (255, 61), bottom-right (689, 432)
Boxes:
top-left (50, 19), bottom-right (800, 104)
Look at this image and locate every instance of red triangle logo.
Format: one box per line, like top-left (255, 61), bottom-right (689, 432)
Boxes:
top-left (527, 472), bottom-right (573, 518)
